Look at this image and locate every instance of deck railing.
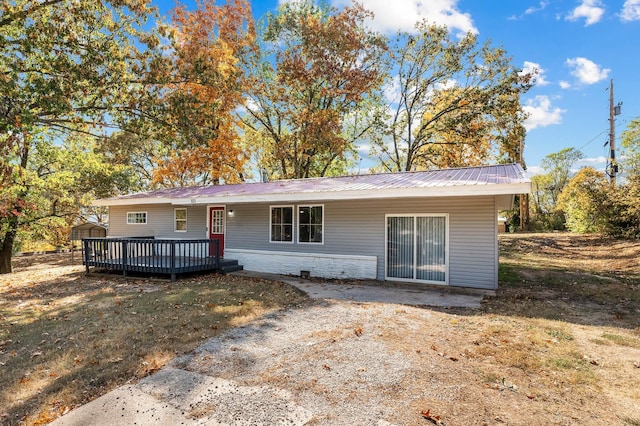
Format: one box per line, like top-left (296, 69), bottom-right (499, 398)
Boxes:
top-left (82, 238), bottom-right (220, 281)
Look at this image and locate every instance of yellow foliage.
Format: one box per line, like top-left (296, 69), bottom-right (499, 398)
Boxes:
top-left (152, 0), bottom-right (255, 186)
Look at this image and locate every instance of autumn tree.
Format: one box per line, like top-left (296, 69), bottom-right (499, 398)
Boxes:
top-left (562, 173), bottom-right (640, 238)
top-left (555, 142), bottom-right (640, 237)
top-left (241, 1), bottom-right (386, 179)
top-left (371, 22), bottom-right (531, 172)
top-left (0, 0), bottom-right (159, 273)
top-left (558, 167), bottom-right (611, 234)
top-left (145, 0), bottom-right (255, 187)
top-left (612, 118), bottom-right (640, 236)
top-left (410, 87), bottom-right (493, 169)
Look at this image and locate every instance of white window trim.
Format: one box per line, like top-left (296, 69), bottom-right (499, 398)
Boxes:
top-left (174, 208), bottom-right (187, 232)
top-left (209, 207), bottom-right (225, 235)
top-left (269, 205), bottom-right (294, 244)
top-left (126, 211), bottom-right (147, 225)
top-left (205, 205), bottom-right (226, 239)
top-left (297, 204), bottom-right (324, 245)
top-left (384, 213), bottom-right (449, 285)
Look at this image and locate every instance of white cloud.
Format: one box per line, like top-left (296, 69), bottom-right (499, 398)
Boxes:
top-left (525, 1), bottom-right (549, 15)
top-left (328, 0), bottom-right (477, 35)
top-left (356, 143), bottom-right (371, 154)
top-left (508, 2), bottom-right (548, 20)
top-left (435, 78), bottom-right (457, 90)
top-left (565, 57), bottom-right (610, 84)
top-left (525, 166), bottom-right (543, 177)
top-left (559, 80), bottom-right (571, 89)
top-left (577, 156), bottom-right (607, 165)
top-left (520, 61), bottom-right (549, 86)
top-left (566, 0), bottom-right (605, 25)
top-left (621, 0), bottom-right (640, 21)
top-left (244, 98), bottom-right (259, 112)
top-left (383, 76), bottom-right (401, 104)
top-left (523, 95), bottom-right (565, 131)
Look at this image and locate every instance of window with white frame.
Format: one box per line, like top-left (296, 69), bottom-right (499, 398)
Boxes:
top-left (298, 205), bottom-right (323, 243)
top-left (174, 208), bottom-right (187, 232)
top-left (126, 211), bottom-right (147, 224)
top-left (270, 206), bottom-right (293, 242)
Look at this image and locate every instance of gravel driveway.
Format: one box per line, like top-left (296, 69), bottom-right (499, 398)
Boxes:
top-left (54, 299), bottom-right (450, 425)
top-left (172, 300), bottom-right (428, 424)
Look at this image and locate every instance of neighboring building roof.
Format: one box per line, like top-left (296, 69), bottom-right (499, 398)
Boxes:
top-left (94, 163), bottom-right (531, 206)
top-left (70, 222), bottom-right (108, 240)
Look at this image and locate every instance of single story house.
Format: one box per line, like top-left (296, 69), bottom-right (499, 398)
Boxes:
top-left (93, 163), bottom-right (530, 289)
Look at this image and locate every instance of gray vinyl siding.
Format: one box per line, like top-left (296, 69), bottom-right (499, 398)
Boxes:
top-left (108, 205), bottom-right (208, 239)
top-left (107, 196), bottom-right (498, 289)
top-left (226, 195), bottom-right (498, 289)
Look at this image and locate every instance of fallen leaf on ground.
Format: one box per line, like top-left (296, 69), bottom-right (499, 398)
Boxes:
top-left (420, 409), bottom-right (445, 425)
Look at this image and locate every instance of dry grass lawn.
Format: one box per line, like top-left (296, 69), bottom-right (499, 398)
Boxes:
top-left (1, 233), bottom-right (640, 425)
top-left (472, 233), bottom-right (640, 425)
top-left (0, 255), bottom-right (309, 425)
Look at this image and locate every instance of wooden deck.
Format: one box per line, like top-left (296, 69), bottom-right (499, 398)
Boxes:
top-left (83, 238), bottom-right (242, 281)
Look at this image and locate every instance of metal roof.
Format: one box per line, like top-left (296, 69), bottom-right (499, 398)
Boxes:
top-left (95, 164), bottom-right (531, 206)
top-left (70, 222), bottom-right (107, 240)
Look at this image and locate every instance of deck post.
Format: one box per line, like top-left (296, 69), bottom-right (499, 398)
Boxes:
top-left (83, 239), bottom-right (90, 274)
top-left (215, 239), bottom-right (220, 269)
top-left (122, 239), bottom-right (128, 278)
top-left (170, 241), bottom-right (176, 282)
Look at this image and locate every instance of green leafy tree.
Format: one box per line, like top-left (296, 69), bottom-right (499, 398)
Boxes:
top-left (96, 132), bottom-right (161, 191)
top-left (0, 0), bottom-right (157, 273)
top-left (620, 117), bottom-right (640, 176)
top-left (2, 134), bottom-right (135, 261)
top-left (530, 147), bottom-right (583, 230)
top-left (241, 0), bottom-right (386, 179)
top-left (371, 22), bottom-right (531, 172)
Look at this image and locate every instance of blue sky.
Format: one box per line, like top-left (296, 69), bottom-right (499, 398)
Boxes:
top-left (152, 0), bottom-right (640, 176)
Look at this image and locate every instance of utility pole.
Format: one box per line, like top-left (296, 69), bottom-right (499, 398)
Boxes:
top-left (608, 79), bottom-right (621, 185)
top-left (519, 136), bottom-right (529, 231)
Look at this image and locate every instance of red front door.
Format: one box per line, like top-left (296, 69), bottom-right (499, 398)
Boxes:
top-left (209, 207), bottom-right (225, 257)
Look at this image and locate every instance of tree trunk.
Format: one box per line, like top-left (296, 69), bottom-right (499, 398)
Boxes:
top-left (519, 193), bottom-right (530, 231)
top-left (0, 229), bottom-right (16, 274)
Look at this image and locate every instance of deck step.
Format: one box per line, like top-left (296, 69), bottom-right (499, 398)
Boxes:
top-left (219, 259), bottom-right (243, 274)
top-left (220, 264), bottom-right (244, 274)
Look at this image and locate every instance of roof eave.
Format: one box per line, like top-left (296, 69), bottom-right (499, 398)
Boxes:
top-left (92, 197), bottom-right (175, 207)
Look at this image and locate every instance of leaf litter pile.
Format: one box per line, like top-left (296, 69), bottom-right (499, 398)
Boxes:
top-left (2, 233), bottom-right (640, 425)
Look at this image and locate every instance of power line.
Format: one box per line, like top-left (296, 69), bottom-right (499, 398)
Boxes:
top-left (577, 130), bottom-right (606, 151)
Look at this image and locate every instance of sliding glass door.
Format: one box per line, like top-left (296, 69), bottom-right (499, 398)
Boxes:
top-left (386, 214), bottom-right (448, 284)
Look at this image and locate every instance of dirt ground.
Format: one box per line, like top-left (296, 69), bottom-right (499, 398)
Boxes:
top-left (2, 234), bottom-right (640, 425)
top-left (161, 233), bottom-right (640, 425)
